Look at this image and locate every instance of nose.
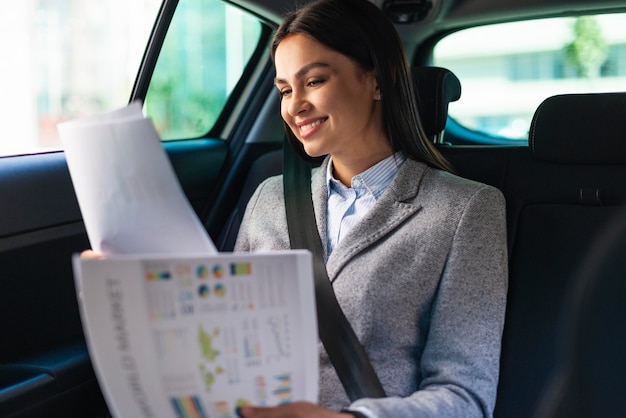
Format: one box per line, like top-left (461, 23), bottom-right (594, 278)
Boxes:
top-left (287, 88), bottom-right (311, 117)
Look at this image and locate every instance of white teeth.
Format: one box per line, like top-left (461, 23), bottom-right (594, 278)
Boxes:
top-left (301, 119), bottom-right (324, 131)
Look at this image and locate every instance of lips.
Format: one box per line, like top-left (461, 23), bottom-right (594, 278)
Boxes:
top-left (297, 117), bottom-right (327, 138)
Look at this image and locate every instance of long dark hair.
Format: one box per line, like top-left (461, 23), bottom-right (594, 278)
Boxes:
top-left (272, 0), bottom-right (452, 172)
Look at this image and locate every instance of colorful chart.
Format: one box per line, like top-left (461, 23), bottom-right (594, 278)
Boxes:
top-left (145, 285), bottom-right (176, 319)
top-left (212, 264), bottom-right (224, 279)
top-left (196, 265), bottom-right (209, 279)
top-left (170, 395), bottom-right (209, 418)
top-left (197, 284), bottom-right (210, 298)
top-left (230, 262), bottom-right (251, 276)
top-left (273, 373), bottom-right (293, 404)
top-left (243, 334), bottom-right (262, 367)
top-left (214, 283), bottom-right (226, 297)
top-left (145, 270), bottom-right (171, 281)
top-left (198, 326), bottom-right (220, 362)
top-left (213, 401), bottom-right (231, 418)
top-left (255, 375), bottom-right (268, 405)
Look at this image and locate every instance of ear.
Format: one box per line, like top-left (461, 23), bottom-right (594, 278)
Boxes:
top-left (366, 72), bottom-right (382, 101)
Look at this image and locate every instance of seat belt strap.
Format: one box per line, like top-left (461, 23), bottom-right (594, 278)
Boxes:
top-left (282, 141), bottom-right (386, 401)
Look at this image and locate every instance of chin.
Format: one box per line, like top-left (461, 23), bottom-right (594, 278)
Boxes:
top-left (303, 148), bottom-right (327, 159)
top-left (299, 142), bottom-right (327, 159)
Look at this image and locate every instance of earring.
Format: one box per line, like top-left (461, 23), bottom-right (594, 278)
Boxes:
top-left (375, 91), bottom-right (383, 101)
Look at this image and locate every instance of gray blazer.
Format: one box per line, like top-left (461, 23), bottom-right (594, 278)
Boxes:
top-left (235, 156), bottom-right (508, 418)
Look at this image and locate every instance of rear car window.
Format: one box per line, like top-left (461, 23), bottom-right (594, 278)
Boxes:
top-left (433, 13), bottom-right (626, 141)
top-left (144, 0), bottom-right (264, 140)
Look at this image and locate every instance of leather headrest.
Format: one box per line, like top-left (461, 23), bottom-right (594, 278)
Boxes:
top-left (529, 92), bottom-right (626, 165)
top-left (412, 66), bottom-right (461, 137)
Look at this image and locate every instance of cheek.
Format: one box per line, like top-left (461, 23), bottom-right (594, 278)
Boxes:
top-left (280, 103), bottom-right (296, 130)
top-left (280, 101), bottom-right (290, 122)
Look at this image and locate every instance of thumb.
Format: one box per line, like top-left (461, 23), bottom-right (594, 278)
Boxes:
top-left (237, 406), bottom-right (259, 418)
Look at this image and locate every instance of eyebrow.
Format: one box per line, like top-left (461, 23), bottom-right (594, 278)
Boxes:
top-left (274, 62), bottom-right (330, 85)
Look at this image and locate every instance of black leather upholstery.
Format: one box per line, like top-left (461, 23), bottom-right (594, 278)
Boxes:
top-left (530, 92), bottom-right (626, 164)
top-left (437, 92), bottom-right (626, 417)
top-left (412, 66), bottom-right (461, 138)
top-left (534, 216), bottom-right (626, 418)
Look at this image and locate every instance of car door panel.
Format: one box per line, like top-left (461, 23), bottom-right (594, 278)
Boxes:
top-left (0, 136), bottom-right (230, 416)
top-left (164, 138), bottom-right (228, 214)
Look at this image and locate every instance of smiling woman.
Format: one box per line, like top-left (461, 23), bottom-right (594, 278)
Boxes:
top-left (274, 34), bottom-right (389, 185)
top-left (2, 0), bottom-right (624, 417)
top-left (235, 1), bottom-right (508, 417)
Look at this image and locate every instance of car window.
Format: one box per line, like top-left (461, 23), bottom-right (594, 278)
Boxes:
top-left (433, 13), bottom-right (626, 141)
top-left (0, 0), bottom-right (161, 157)
top-left (144, 0), bottom-right (264, 140)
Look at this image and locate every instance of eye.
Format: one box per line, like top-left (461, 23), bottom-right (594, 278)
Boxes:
top-left (278, 88), bottom-right (292, 98)
top-left (308, 79), bottom-right (325, 87)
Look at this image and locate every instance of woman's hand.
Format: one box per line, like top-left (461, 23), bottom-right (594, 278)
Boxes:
top-left (80, 250), bottom-right (106, 259)
top-left (238, 402), bottom-right (354, 418)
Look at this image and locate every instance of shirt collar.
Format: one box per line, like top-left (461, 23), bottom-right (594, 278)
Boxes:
top-left (326, 151), bottom-right (407, 200)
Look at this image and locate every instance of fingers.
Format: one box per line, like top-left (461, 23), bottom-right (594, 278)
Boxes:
top-left (80, 249), bottom-right (106, 259)
top-left (237, 406), bottom-right (257, 418)
top-left (238, 403), bottom-right (306, 418)
top-left (237, 402), bottom-right (352, 418)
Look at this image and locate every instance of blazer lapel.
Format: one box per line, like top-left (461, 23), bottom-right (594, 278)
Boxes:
top-left (325, 159), bottom-right (427, 282)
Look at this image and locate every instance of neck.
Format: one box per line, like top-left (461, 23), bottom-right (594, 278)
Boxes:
top-left (331, 146), bottom-right (394, 187)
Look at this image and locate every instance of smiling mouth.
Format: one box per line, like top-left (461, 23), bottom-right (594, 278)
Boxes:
top-left (299, 118), bottom-right (327, 135)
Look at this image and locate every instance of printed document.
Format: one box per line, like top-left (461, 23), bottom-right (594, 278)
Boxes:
top-left (74, 251), bottom-right (318, 418)
top-left (61, 104), bottom-right (319, 418)
top-left (58, 101), bottom-right (217, 255)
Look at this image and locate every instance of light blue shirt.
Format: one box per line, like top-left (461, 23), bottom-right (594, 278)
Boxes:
top-left (326, 152), bottom-right (407, 258)
top-left (326, 151), bottom-right (406, 418)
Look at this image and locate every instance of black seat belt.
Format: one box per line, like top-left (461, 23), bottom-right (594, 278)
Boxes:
top-left (282, 141), bottom-right (386, 401)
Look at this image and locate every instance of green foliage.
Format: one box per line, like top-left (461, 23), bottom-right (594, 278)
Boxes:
top-left (145, 75), bottom-right (222, 139)
top-left (143, 0), bottom-right (262, 140)
top-left (564, 16), bottom-right (608, 78)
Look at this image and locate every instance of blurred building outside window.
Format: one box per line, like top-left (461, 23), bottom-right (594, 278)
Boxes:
top-left (0, 0), bottom-right (160, 157)
top-left (434, 14), bottom-right (626, 140)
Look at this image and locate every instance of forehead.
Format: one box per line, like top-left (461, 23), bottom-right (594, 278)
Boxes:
top-left (274, 33), bottom-right (352, 80)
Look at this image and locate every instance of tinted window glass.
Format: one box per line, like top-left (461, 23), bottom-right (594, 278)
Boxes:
top-left (433, 14), bottom-right (626, 141)
top-left (144, 0), bottom-right (264, 140)
top-left (0, 0), bottom-right (161, 157)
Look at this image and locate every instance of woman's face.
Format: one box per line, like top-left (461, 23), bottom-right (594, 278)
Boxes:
top-left (274, 33), bottom-right (385, 160)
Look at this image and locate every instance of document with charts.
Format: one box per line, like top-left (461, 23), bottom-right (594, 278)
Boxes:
top-left (73, 251), bottom-right (318, 418)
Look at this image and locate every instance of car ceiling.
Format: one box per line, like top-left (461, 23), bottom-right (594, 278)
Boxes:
top-left (232, 0), bottom-right (626, 33)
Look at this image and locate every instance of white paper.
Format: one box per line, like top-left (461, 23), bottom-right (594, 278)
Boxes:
top-left (74, 251), bottom-right (318, 418)
top-left (58, 102), bottom-right (217, 255)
